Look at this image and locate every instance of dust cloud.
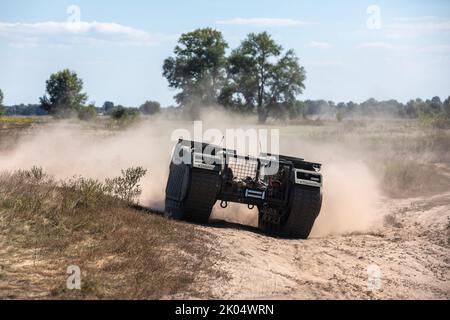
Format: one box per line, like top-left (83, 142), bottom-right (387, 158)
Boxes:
top-left (0, 120), bottom-right (175, 210)
top-left (0, 110), bottom-right (384, 236)
top-left (311, 161), bottom-right (382, 237)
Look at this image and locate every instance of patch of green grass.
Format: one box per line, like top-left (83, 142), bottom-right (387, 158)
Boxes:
top-left (0, 116), bottom-right (40, 124)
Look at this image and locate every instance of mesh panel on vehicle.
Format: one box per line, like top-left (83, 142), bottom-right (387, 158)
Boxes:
top-left (226, 156), bottom-right (258, 182)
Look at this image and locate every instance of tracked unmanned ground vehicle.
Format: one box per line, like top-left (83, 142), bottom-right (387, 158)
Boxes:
top-left (165, 139), bottom-right (323, 239)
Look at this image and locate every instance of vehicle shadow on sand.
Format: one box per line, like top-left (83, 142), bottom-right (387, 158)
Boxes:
top-left (134, 204), bottom-right (288, 239)
top-left (207, 219), bottom-right (264, 235)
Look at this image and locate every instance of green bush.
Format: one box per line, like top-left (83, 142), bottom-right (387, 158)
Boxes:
top-left (419, 113), bottom-right (450, 129)
top-left (336, 110), bottom-right (344, 122)
top-left (105, 167), bottom-right (148, 203)
top-left (0, 166), bottom-right (148, 212)
top-left (110, 106), bottom-right (140, 123)
top-left (78, 104), bottom-right (98, 121)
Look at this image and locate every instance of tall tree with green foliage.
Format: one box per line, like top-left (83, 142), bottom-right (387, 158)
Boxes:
top-left (140, 100), bottom-right (161, 115)
top-left (0, 89), bottom-right (4, 116)
top-left (103, 101), bottom-right (115, 114)
top-left (162, 28), bottom-right (228, 107)
top-left (221, 32), bottom-right (306, 123)
top-left (444, 96), bottom-right (450, 119)
top-left (40, 69), bottom-right (88, 118)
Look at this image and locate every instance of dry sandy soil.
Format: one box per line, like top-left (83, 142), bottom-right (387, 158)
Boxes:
top-left (1, 192), bottom-right (449, 300)
top-left (198, 191), bottom-right (450, 299)
top-left (0, 236), bottom-right (58, 299)
top-left (0, 117), bottom-right (449, 299)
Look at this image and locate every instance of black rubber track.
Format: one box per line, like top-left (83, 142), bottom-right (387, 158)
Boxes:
top-left (279, 186), bottom-right (322, 239)
top-left (181, 168), bottom-right (220, 223)
top-left (258, 207), bottom-right (280, 233)
top-left (164, 163), bottom-right (190, 219)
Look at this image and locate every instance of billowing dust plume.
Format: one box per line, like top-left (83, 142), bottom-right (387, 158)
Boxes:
top-left (0, 121), bottom-right (174, 210)
top-left (0, 110), bottom-right (384, 236)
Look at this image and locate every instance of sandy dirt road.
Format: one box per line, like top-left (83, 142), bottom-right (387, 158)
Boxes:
top-left (199, 191), bottom-right (450, 299)
top-left (1, 183), bottom-right (449, 300)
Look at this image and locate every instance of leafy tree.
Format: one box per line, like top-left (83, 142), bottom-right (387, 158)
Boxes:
top-left (359, 98), bottom-right (377, 115)
top-left (346, 101), bottom-right (357, 113)
top-left (223, 32), bottom-right (306, 123)
top-left (328, 101), bottom-right (336, 109)
top-left (416, 98), bottom-right (436, 119)
top-left (304, 99), bottom-right (327, 116)
top-left (103, 101), bottom-right (115, 114)
top-left (0, 89), bottom-right (4, 116)
top-left (287, 100), bottom-right (307, 119)
top-left (140, 100), bottom-right (161, 115)
top-left (336, 102), bottom-right (346, 110)
top-left (5, 104), bottom-right (47, 116)
top-left (40, 69), bottom-right (88, 118)
top-left (405, 100), bottom-right (419, 118)
top-left (163, 28), bottom-right (228, 107)
top-left (428, 96), bottom-right (443, 115)
top-left (443, 96), bottom-right (450, 119)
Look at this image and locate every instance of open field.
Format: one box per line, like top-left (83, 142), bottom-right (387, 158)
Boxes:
top-left (0, 115), bottom-right (449, 299)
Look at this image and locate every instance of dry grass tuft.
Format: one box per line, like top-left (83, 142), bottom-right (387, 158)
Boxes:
top-left (0, 168), bottom-right (221, 299)
top-left (379, 159), bottom-right (450, 198)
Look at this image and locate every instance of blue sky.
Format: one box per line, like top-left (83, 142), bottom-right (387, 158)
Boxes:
top-left (0, 0), bottom-right (449, 106)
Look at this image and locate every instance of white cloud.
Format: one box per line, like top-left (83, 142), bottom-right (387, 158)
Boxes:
top-left (357, 42), bottom-right (396, 50)
top-left (356, 42), bottom-right (450, 55)
top-left (356, 42), bottom-right (411, 51)
top-left (418, 45), bottom-right (450, 54)
top-left (0, 21), bottom-right (169, 47)
top-left (216, 18), bottom-right (306, 27)
top-left (305, 41), bottom-right (333, 49)
top-left (385, 17), bottom-right (450, 39)
top-left (391, 16), bottom-right (439, 23)
top-left (308, 59), bottom-right (343, 67)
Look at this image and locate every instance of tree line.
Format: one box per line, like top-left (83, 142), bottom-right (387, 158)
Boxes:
top-left (293, 97), bottom-right (450, 124)
top-left (2, 79), bottom-right (449, 127)
top-left (0, 89), bottom-right (4, 116)
top-left (0, 71), bottom-right (161, 121)
top-left (0, 27), bottom-right (449, 127)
